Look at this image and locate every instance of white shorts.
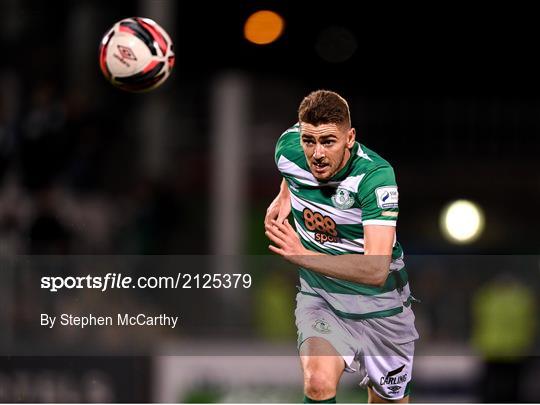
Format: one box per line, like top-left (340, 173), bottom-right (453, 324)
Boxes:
top-left (295, 292), bottom-right (419, 400)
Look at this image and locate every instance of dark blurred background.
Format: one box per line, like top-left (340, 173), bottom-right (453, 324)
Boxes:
top-left (0, 0), bottom-right (539, 402)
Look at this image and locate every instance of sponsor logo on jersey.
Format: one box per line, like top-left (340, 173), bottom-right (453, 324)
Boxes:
top-left (312, 319), bottom-right (331, 334)
top-left (380, 364), bottom-right (407, 386)
top-left (375, 186), bottom-right (399, 209)
top-left (331, 188), bottom-right (355, 209)
top-left (387, 386), bottom-right (401, 394)
top-left (303, 208), bottom-right (338, 244)
top-left (314, 233), bottom-right (338, 244)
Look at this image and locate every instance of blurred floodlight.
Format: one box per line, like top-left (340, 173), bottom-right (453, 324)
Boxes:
top-left (315, 26), bottom-right (357, 63)
top-left (244, 10), bottom-right (284, 45)
top-left (440, 200), bottom-right (485, 244)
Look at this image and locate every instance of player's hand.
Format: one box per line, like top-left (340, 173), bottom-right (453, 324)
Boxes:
top-left (265, 219), bottom-right (311, 264)
top-left (264, 193), bottom-right (291, 228)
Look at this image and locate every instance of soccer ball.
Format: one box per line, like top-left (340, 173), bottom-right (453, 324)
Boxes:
top-left (99, 17), bottom-right (175, 92)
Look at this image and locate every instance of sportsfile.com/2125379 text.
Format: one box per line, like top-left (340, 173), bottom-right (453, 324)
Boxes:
top-left (40, 273), bottom-right (252, 292)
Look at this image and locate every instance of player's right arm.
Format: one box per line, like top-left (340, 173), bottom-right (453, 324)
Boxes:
top-left (264, 178), bottom-right (291, 228)
top-left (266, 124), bottom-right (300, 228)
top-left (266, 218), bottom-right (391, 286)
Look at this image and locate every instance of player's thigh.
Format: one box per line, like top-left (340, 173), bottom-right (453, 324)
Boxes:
top-left (368, 386), bottom-right (409, 403)
top-left (300, 336), bottom-right (345, 386)
top-left (295, 293), bottom-right (357, 372)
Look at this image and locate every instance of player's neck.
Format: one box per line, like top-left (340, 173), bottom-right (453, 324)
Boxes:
top-left (332, 148), bottom-right (352, 177)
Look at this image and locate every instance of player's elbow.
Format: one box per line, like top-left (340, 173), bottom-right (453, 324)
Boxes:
top-left (364, 256), bottom-right (391, 287)
top-left (371, 269), bottom-right (389, 287)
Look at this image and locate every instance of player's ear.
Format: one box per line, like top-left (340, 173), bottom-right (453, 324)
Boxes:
top-left (346, 128), bottom-right (356, 148)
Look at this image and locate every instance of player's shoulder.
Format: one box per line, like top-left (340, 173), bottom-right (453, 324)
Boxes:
top-left (275, 123), bottom-right (303, 163)
top-left (351, 143), bottom-right (394, 174)
top-left (349, 143), bottom-right (397, 192)
top-left (277, 123), bottom-right (300, 147)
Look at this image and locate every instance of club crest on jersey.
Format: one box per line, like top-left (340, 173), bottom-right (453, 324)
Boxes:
top-left (331, 188), bottom-right (354, 209)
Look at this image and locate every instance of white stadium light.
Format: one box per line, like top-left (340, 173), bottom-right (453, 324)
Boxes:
top-left (440, 199), bottom-right (485, 244)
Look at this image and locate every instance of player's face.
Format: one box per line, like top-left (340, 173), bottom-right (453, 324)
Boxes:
top-left (300, 122), bottom-right (356, 181)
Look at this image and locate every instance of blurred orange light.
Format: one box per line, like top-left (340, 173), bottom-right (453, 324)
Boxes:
top-left (244, 10), bottom-right (284, 45)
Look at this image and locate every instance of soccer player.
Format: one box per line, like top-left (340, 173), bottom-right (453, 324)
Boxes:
top-left (265, 90), bottom-right (419, 403)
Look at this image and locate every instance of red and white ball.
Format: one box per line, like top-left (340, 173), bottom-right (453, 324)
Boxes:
top-left (99, 17), bottom-right (175, 92)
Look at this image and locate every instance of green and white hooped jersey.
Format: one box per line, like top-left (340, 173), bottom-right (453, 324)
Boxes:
top-left (275, 124), bottom-right (411, 319)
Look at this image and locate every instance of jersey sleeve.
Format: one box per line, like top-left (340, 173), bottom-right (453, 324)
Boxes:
top-left (357, 166), bottom-right (399, 226)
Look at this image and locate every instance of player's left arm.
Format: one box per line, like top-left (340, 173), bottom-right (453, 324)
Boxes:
top-left (364, 224), bottom-right (394, 256)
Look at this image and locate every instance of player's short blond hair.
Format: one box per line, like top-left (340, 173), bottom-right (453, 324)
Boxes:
top-left (298, 90), bottom-right (351, 128)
